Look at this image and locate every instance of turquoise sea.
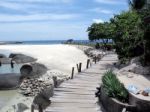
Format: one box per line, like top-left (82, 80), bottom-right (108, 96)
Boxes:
top-left (1, 39), bottom-right (113, 45)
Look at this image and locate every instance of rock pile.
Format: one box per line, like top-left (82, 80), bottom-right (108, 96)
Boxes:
top-left (20, 78), bottom-right (52, 96)
top-left (84, 48), bottom-right (105, 60)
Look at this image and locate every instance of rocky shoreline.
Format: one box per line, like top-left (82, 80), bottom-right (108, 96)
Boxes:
top-left (0, 45), bottom-right (105, 112)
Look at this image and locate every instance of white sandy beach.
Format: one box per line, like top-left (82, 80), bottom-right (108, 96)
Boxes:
top-left (0, 44), bottom-right (89, 112)
top-left (0, 44), bottom-right (89, 75)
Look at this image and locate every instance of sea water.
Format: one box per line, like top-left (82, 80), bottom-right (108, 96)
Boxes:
top-left (0, 64), bottom-right (22, 74)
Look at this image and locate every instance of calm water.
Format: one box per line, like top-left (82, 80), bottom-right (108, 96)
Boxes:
top-left (22, 40), bottom-right (112, 45)
top-left (0, 64), bottom-right (23, 74)
top-left (1, 40), bottom-right (113, 45)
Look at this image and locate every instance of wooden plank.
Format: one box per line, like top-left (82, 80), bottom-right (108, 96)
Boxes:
top-left (45, 54), bottom-right (117, 112)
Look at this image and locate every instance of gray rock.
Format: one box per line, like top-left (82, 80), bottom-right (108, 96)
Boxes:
top-left (16, 103), bottom-right (29, 112)
top-left (119, 63), bottom-right (150, 75)
top-left (0, 54), bottom-right (7, 58)
top-left (33, 86), bottom-right (53, 109)
top-left (20, 63), bottom-right (47, 78)
top-left (0, 73), bottom-right (20, 90)
top-left (0, 58), bottom-right (11, 64)
top-left (9, 53), bottom-right (37, 63)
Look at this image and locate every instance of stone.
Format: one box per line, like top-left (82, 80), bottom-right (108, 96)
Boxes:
top-left (119, 63), bottom-right (150, 75)
top-left (20, 63), bottom-right (47, 78)
top-left (0, 73), bottom-right (20, 90)
top-left (16, 103), bottom-right (29, 112)
top-left (0, 54), bottom-right (7, 58)
top-left (9, 53), bottom-right (37, 63)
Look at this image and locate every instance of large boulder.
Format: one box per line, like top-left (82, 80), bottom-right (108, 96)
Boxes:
top-left (118, 57), bottom-right (150, 75)
top-left (0, 73), bottom-right (20, 90)
top-left (119, 63), bottom-right (150, 75)
top-left (16, 103), bottom-right (29, 112)
top-left (0, 54), bottom-right (7, 58)
top-left (9, 53), bottom-right (37, 63)
top-left (20, 63), bottom-right (48, 78)
top-left (0, 58), bottom-right (11, 64)
top-left (33, 85), bottom-right (53, 109)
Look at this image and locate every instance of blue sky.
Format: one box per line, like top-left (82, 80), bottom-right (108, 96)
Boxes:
top-left (0, 0), bottom-right (129, 41)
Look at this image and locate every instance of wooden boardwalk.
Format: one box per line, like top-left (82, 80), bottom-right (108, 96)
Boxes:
top-left (45, 53), bottom-right (118, 112)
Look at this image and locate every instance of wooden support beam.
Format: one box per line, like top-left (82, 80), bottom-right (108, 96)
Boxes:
top-left (71, 67), bottom-right (74, 79)
top-left (86, 59), bottom-right (90, 69)
top-left (76, 64), bottom-right (79, 72)
top-left (52, 76), bottom-right (58, 88)
top-left (94, 56), bottom-right (97, 64)
top-left (31, 104), bottom-right (34, 112)
top-left (78, 63), bottom-right (82, 72)
top-left (11, 60), bottom-right (14, 68)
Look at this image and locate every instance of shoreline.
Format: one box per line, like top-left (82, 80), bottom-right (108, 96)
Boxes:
top-left (0, 44), bottom-right (100, 112)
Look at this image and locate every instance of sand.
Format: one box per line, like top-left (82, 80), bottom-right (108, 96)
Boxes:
top-left (0, 44), bottom-right (88, 75)
top-left (0, 44), bottom-right (89, 112)
top-left (117, 71), bottom-right (150, 101)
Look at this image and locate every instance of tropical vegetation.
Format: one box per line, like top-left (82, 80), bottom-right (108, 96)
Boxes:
top-left (87, 0), bottom-right (150, 65)
top-left (102, 71), bottom-right (129, 103)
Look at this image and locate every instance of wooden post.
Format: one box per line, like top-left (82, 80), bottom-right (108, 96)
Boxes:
top-left (38, 105), bottom-right (43, 112)
top-left (52, 76), bottom-right (58, 88)
top-left (76, 64), bottom-right (79, 72)
top-left (0, 61), bottom-right (1, 67)
top-left (11, 60), bottom-right (14, 68)
top-left (78, 63), bottom-right (82, 72)
top-left (71, 67), bottom-right (74, 79)
top-left (86, 59), bottom-right (90, 69)
top-left (31, 104), bottom-right (34, 112)
top-left (94, 56), bottom-right (97, 64)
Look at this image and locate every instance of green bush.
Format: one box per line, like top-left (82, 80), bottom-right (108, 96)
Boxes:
top-left (102, 71), bottom-right (129, 103)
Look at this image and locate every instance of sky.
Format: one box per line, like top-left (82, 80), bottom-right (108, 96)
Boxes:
top-left (0, 0), bottom-right (129, 41)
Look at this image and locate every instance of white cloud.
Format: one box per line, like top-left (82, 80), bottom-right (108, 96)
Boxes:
top-left (0, 0), bottom-right (73, 12)
top-left (100, 10), bottom-right (112, 14)
top-left (4, 0), bottom-right (73, 3)
top-left (0, 13), bottom-right (78, 22)
top-left (90, 8), bottom-right (112, 14)
top-left (0, 1), bottom-right (23, 10)
top-left (95, 0), bottom-right (126, 5)
top-left (93, 19), bottom-right (104, 23)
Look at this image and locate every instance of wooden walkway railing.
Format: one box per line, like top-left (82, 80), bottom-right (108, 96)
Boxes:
top-left (32, 53), bottom-right (118, 112)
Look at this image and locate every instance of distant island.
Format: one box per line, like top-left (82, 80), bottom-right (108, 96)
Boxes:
top-left (0, 41), bottom-right (23, 45)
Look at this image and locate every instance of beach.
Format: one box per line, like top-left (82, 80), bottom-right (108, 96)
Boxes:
top-left (0, 44), bottom-right (89, 112)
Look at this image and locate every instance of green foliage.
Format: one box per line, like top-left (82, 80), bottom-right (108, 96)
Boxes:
top-left (87, 22), bottom-right (114, 49)
top-left (130, 0), bottom-right (150, 65)
top-left (129, 0), bottom-right (146, 10)
top-left (102, 71), bottom-right (129, 103)
top-left (112, 11), bottom-right (144, 61)
top-left (87, 0), bottom-right (150, 65)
